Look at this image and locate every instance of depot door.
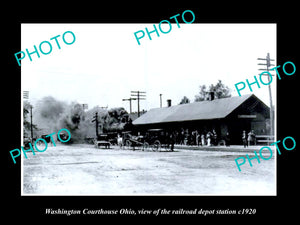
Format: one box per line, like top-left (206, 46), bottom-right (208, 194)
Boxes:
top-left (229, 119), bottom-right (252, 144)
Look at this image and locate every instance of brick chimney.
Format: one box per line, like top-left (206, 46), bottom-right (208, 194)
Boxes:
top-left (167, 99), bottom-right (172, 107)
top-left (208, 92), bottom-right (215, 101)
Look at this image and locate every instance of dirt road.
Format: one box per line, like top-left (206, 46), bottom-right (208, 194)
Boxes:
top-left (22, 144), bottom-right (276, 195)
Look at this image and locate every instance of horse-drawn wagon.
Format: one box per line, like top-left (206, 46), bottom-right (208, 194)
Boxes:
top-left (121, 129), bottom-right (174, 151)
top-left (122, 131), bottom-right (149, 150)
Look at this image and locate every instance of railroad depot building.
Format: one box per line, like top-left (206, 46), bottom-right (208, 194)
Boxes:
top-left (133, 94), bottom-right (271, 145)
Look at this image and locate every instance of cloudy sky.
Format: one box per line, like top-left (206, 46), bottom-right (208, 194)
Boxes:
top-left (21, 23), bottom-right (276, 112)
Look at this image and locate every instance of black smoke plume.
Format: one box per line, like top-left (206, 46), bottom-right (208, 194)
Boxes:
top-left (28, 96), bottom-right (129, 144)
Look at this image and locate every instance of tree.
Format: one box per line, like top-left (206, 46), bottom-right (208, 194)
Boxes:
top-left (194, 85), bottom-right (207, 102)
top-left (210, 80), bottom-right (231, 99)
top-left (179, 96), bottom-right (190, 104)
top-left (195, 80), bottom-right (231, 102)
top-left (23, 101), bottom-right (38, 138)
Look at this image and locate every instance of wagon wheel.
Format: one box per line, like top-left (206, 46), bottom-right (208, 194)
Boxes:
top-left (125, 140), bottom-right (132, 150)
top-left (152, 140), bottom-right (161, 151)
top-left (143, 142), bottom-right (150, 151)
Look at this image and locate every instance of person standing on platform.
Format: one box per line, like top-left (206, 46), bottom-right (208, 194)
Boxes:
top-left (206, 131), bottom-right (212, 146)
top-left (170, 132), bottom-right (176, 151)
top-left (212, 129), bottom-right (217, 146)
top-left (225, 132), bottom-right (230, 147)
top-left (242, 130), bottom-right (248, 148)
top-left (201, 133), bottom-right (205, 146)
top-left (248, 130), bottom-right (256, 146)
top-left (196, 131), bottom-right (200, 146)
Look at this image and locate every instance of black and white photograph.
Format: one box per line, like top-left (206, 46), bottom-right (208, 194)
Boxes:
top-left (21, 23), bottom-right (276, 196)
top-left (4, 4), bottom-right (298, 220)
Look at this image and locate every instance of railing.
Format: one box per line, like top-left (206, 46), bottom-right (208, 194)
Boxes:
top-left (256, 135), bottom-right (275, 145)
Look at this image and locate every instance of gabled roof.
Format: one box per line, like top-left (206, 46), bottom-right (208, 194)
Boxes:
top-left (133, 94), bottom-right (260, 125)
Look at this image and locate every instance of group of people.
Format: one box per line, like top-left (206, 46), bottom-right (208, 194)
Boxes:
top-left (116, 128), bottom-right (257, 149)
top-left (242, 130), bottom-right (256, 148)
top-left (172, 128), bottom-right (230, 147)
top-left (174, 129), bottom-right (257, 148)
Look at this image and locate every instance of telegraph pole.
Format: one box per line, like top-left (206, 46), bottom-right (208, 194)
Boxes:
top-left (82, 103), bottom-right (88, 111)
top-left (91, 112), bottom-right (99, 138)
top-left (30, 105), bottom-right (33, 142)
top-left (257, 53), bottom-right (275, 136)
top-left (159, 94), bottom-right (162, 108)
top-left (122, 98), bottom-right (137, 113)
top-left (23, 91), bottom-right (33, 142)
top-left (131, 91), bottom-right (146, 117)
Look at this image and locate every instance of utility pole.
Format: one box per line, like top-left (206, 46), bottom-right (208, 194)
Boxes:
top-left (258, 53), bottom-right (275, 136)
top-left (23, 91), bottom-right (33, 142)
top-left (91, 112), bottom-right (99, 138)
top-left (23, 91), bottom-right (29, 99)
top-left (30, 105), bottom-right (33, 142)
top-left (82, 103), bottom-right (88, 111)
top-left (99, 106), bottom-right (108, 110)
top-left (159, 94), bottom-right (162, 108)
top-left (122, 98), bottom-right (137, 113)
top-left (131, 91), bottom-right (146, 117)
